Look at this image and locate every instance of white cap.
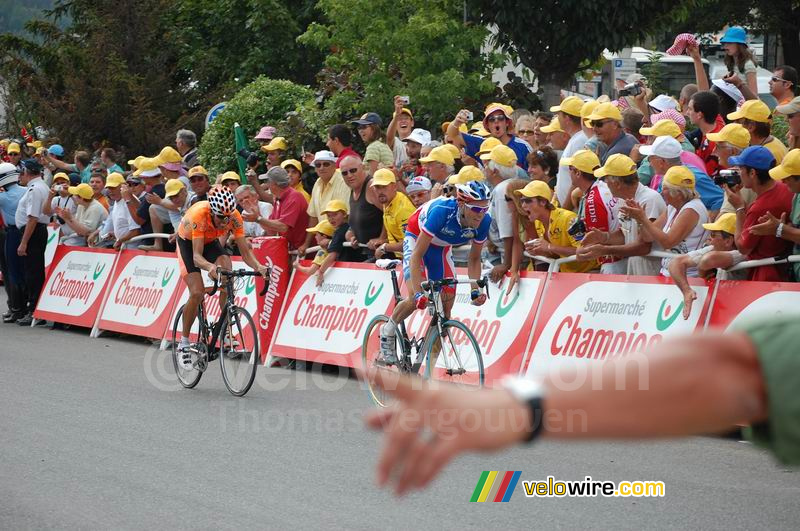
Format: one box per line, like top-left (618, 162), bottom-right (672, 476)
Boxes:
top-left (312, 150), bottom-right (336, 165)
top-left (0, 162), bottom-right (20, 187)
top-left (403, 128), bottom-right (432, 146)
top-left (712, 79), bottom-right (744, 105)
top-left (649, 94), bottom-right (678, 112)
top-left (405, 176), bottom-right (432, 193)
top-left (639, 136), bottom-right (683, 159)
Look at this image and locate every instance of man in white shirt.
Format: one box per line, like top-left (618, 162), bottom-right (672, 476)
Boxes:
top-left (551, 96), bottom-right (588, 206)
top-left (90, 173), bottom-right (141, 249)
top-left (58, 183), bottom-right (108, 247)
top-left (481, 145), bottom-right (518, 279)
top-left (235, 184), bottom-right (274, 237)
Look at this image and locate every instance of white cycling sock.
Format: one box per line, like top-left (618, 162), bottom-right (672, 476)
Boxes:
top-left (179, 336), bottom-right (190, 347)
top-left (382, 319), bottom-right (397, 337)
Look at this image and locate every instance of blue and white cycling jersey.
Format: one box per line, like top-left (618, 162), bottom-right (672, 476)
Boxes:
top-left (406, 197), bottom-right (491, 246)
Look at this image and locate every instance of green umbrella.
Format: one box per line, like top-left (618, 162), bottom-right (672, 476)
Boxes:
top-left (234, 122), bottom-right (248, 181)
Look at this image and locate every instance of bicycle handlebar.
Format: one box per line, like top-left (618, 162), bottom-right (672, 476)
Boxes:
top-left (420, 275), bottom-right (490, 299)
top-left (209, 267), bottom-right (271, 298)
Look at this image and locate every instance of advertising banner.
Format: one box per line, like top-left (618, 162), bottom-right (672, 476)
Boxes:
top-left (268, 262), bottom-right (396, 368)
top-left (706, 280), bottom-right (800, 331)
top-left (249, 237), bottom-right (291, 363)
top-left (522, 273), bottom-right (713, 379)
top-left (97, 250), bottom-right (183, 338)
top-left (34, 246), bottom-right (118, 327)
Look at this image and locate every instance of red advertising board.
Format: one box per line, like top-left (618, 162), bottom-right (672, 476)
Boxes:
top-left (250, 237), bottom-right (291, 363)
top-left (97, 249), bottom-right (184, 338)
top-left (706, 279), bottom-right (800, 331)
top-left (521, 273), bottom-right (714, 379)
top-left (34, 246), bottom-right (118, 327)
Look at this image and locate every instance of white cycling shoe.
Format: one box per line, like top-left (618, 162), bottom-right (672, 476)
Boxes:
top-left (378, 334), bottom-right (398, 365)
top-left (177, 345), bottom-right (194, 371)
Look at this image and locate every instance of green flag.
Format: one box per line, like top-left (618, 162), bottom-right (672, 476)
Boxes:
top-left (234, 122), bottom-right (248, 181)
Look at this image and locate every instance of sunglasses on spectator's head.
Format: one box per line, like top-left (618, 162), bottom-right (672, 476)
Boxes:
top-left (315, 162), bottom-right (332, 168)
top-left (341, 167), bottom-right (359, 176)
top-left (464, 203), bottom-right (489, 214)
top-left (517, 129), bottom-right (535, 136)
top-left (486, 115), bottom-right (507, 123)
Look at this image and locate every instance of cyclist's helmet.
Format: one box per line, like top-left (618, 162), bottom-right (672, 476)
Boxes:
top-left (207, 184), bottom-right (237, 216)
top-left (455, 180), bottom-right (490, 203)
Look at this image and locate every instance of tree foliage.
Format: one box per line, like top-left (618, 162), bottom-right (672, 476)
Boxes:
top-left (300, 0), bottom-right (501, 132)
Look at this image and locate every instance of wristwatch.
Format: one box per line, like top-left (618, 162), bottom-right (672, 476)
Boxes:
top-left (501, 376), bottom-right (546, 443)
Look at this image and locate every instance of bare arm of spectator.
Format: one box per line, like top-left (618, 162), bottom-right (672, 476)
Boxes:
top-left (668, 255), bottom-right (700, 319)
top-left (315, 250), bottom-right (339, 287)
top-left (623, 201), bottom-right (696, 250)
top-left (45, 154), bottom-right (75, 173)
top-left (446, 110), bottom-right (470, 149)
top-left (386, 96), bottom-right (405, 151)
top-left (727, 186), bottom-right (759, 256)
top-left (113, 228), bottom-right (141, 250)
top-left (687, 43), bottom-right (709, 91)
top-left (43, 190), bottom-right (57, 216)
top-left (723, 70), bottom-right (758, 101)
top-left (57, 207), bottom-right (91, 237)
top-left (749, 212), bottom-right (800, 243)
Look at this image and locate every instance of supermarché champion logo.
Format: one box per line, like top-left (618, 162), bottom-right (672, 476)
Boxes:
top-left (364, 281), bottom-right (383, 306)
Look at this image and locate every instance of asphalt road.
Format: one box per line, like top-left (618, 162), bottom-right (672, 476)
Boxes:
top-left (2, 307), bottom-right (799, 529)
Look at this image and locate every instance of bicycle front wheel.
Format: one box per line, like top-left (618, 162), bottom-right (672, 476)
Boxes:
top-left (361, 314), bottom-right (404, 408)
top-left (424, 320), bottom-right (485, 387)
top-left (218, 306), bottom-right (260, 397)
top-left (171, 304), bottom-right (203, 389)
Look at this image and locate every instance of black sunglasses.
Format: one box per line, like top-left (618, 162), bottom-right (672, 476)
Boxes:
top-left (341, 167), bottom-right (359, 175)
top-left (591, 120), bottom-right (611, 128)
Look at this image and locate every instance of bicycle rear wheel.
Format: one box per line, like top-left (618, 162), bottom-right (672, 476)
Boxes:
top-left (171, 305), bottom-right (203, 389)
top-left (361, 314), bottom-right (405, 408)
top-left (218, 306), bottom-right (259, 397)
top-left (424, 319), bottom-right (485, 387)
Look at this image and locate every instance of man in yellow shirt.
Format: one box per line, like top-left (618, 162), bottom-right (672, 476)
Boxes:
top-left (298, 150), bottom-right (351, 256)
top-left (514, 180), bottom-right (596, 273)
top-left (728, 100), bottom-right (788, 163)
top-left (370, 168), bottom-right (415, 260)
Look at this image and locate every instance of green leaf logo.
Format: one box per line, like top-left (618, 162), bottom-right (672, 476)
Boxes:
top-left (495, 289), bottom-right (520, 318)
top-left (245, 275), bottom-right (256, 295)
top-left (47, 232), bottom-right (57, 244)
top-left (161, 268), bottom-right (175, 288)
top-left (364, 281), bottom-right (383, 306)
top-left (92, 262), bottom-right (106, 281)
top-left (656, 299), bottom-right (684, 331)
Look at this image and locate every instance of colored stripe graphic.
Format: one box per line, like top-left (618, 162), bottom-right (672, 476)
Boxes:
top-left (470, 471), bottom-right (490, 502)
top-left (477, 471), bottom-right (498, 502)
top-left (493, 471), bottom-right (515, 502)
top-left (486, 472), bottom-right (504, 501)
top-left (500, 471), bottom-right (522, 502)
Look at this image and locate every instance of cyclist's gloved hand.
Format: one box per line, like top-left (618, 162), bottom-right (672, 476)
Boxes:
top-left (470, 289), bottom-right (487, 307)
top-left (414, 292), bottom-right (428, 310)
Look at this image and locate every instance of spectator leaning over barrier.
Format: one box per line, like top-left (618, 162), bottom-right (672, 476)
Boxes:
top-left (405, 176), bottom-right (432, 208)
top-left (254, 166), bottom-right (309, 250)
top-left (340, 155), bottom-right (384, 260)
top-left (776, 96), bottom-right (800, 150)
top-left (43, 172), bottom-right (77, 243)
top-left (670, 213), bottom-right (746, 318)
top-left (58, 183), bottom-right (108, 247)
top-left (90, 173), bottom-right (141, 250)
top-left (770, 66), bottom-right (798, 108)
top-left (749, 149), bottom-right (800, 280)
top-left (727, 100), bottom-right (788, 164)
top-left (294, 219), bottom-right (336, 283)
top-left (577, 155), bottom-right (667, 276)
top-left (642, 136), bottom-right (723, 217)
top-left (235, 184), bottom-right (273, 239)
top-left (725, 146), bottom-right (794, 281)
top-left (187, 165), bottom-right (211, 205)
top-left (325, 125), bottom-right (359, 168)
top-left (482, 145), bottom-right (518, 281)
top-left (447, 102), bottom-right (532, 171)
top-left (260, 136), bottom-right (287, 170)
top-left (15, 159), bottom-right (52, 326)
top-left (297, 150), bottom-right (349, 256)
top-left (281, 159), bottom-right (311, 203)
top-left (395, 128), bottom-right (430, 184)
top-left (420, 145), bottom-right (456, 199)
top-left (561, 150), bottom-right (622, 273)
top-left (687, 91), bottom-right (725, 176)
top-left (352, 112), bottom-right (394, 175)
top-left (0, 162), bottom-right (27, 323)
top-left (176, 129), bottom-right (198, 171)
top-left (517, 180), bottom-right (595, 274)
top-left (546, 97), bottom-right (586, 206)
top-left (622, 166), bottom-right (709, 278)
top-left (387, 96), bottom-right (416, 168)
top-left (371, 169), bottom-right (415, 261)
top-left (708, 124), bottom-right (757, 216)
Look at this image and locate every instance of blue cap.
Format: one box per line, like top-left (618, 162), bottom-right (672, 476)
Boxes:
top-left (729, 146), bottom-right (775, 171)
top-left (351, 112), bottom-right (382, 127)
top-left (720, 26), bottom-right (747, 45)
top-left (21, 158), bottom-right (43, 174)
top-left (48, 144), bottom-right (65, 157)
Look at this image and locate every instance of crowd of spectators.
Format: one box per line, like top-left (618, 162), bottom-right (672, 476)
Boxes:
top-left (2, 25), bottom-right (800, 319)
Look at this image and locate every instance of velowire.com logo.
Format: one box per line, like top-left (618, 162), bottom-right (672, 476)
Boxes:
top-left (470, 471), bottom-right (521, 502)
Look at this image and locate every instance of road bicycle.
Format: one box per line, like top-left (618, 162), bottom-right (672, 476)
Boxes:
top-left (171, 267), bottom-right (269, 397)
top-left (361, 259), bottom-right (487, 407)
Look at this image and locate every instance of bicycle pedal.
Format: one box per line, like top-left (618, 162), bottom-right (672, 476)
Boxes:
top-left (374, 357), bottom-right (397, 368)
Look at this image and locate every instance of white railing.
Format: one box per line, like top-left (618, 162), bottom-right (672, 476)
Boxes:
top-left (122, 233), bottom-right (172, 249)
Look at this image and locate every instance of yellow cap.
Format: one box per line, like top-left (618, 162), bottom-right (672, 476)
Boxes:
top-left (370, 168), bottom-right (397, 187)
top-left (540, 117), bottom-right (563, 133)
top-left (472, 126), bottom-right (491, 137)
top-left (580, 99), bottom-right (599, 120)
top-left (36, 146), bottom-right (47, 156)
top-left (476, 137), bottom-right (501, 156)
top-left (441, 143), bottom-right (461, 161)
top-left (706, 123), bottom-right (751, 150)
top-left (52, 172), bottom-right (70, 183)
top-left (281, 159), bottom-right (302, 172)
top-left (420, 145), bottom-right (456, 165)
top-left (479, 144), bottom-right (517, 167)
top-left (663, 166), bottom-right (696, 188)
top-left (28, 140), bottom-right (43, 149)
top-left (127, 155), bottom-right (145, 169)
top-left (165, 178), bottom-right (186, 198)
top-left (559, 149), bottom-right (601, 174)
top-left (594, 154), bottom-right (637, 178)
top-left (442, 121), bottom-right (468, 134)
top-left (7, 142), bottom-right (20, 154)
top-left (0, 139), bottom-right (9, 147)
top-left (393, 108), bottom-right (414, 119)
top-left (769, 148), bottom-right (800, 180)
top-left (158, 146), bottom-right (182, 164)
top-left (219, 170), bottom-right (241, 183)
top-left (483, 102), bottom-right (514, 120)
top-left (188, 165), bottom-right (208, 178)
top-left (640, 119), bottom-right (681, 139)
top-left (306, 219), bottom-right (335, 237)
top-left (321, 199), bottom-right (349, 215)
top-left (514, 180), bottom-right (553, 201)
top-left (702, 213), bottom-right (736, 235)
top-left (106, 172), bottom-right (126, 188)
top-left (727, 99), bottom-right (771, 123)
top-left (448, 166), bottom-right (485, 185)
top-left (550, 96), bottom-right (584, 117)
top-left (261, 136), bottom-right (288, 152)
top-left (133, 157), bottom-right (161, 177)
top-left (68, 183), bottom-right (94, 200)
top-left (587, 102), bottom-right (623, 122)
